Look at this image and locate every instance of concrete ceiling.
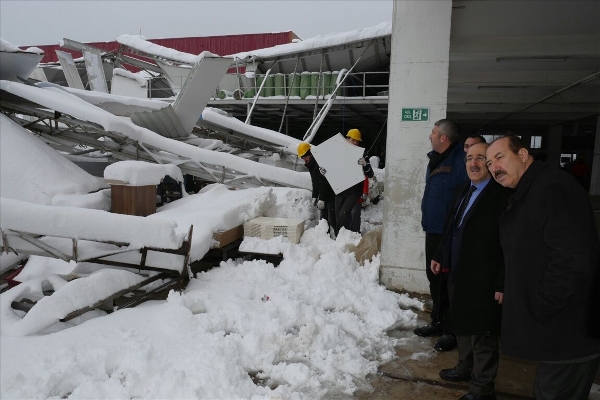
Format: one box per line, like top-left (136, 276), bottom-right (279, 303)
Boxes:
top-left (207, 0), bottom-right (599, 150)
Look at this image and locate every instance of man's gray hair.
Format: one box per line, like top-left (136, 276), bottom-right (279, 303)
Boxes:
top-left (434, 119), bottom-right (461, 143)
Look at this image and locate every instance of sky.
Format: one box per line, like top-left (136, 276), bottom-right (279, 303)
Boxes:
top-left (0, 101), bottom-right (423, 398)
top-left (0, 0), bottom-right (393, 47)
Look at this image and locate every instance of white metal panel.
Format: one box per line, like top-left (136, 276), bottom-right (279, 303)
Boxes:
top-left (82, 46), bottom-right (108, 93)
top-left (311, 133), bottom-right (366, 195)
top-left (173, 56), bottom-right (233, 134)
top-left (55, 51), bottom-right (85, 90)
top-left (111, 74), bottom-right (147, 98)
top-left (156, 60), bottom-right (191, 94)
top-left (0, 52), bottom-right (43, 82)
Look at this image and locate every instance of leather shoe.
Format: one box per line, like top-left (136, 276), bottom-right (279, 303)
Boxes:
top-left (439, 365), bottom-right (471, 382)
top-left (459, 392), bottom-right (496, 400)
top-left (413, 323), bottom-right (443, 337)
top-left (434, 333), bottom-right (457, 351)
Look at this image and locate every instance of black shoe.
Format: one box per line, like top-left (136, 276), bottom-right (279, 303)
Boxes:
top-left (459, 392), bottom-right (496, 400)
top-left (434, 333), bottom-right (457, 351)
top-left (439, 365), bottom-right (471, 382)
top-left (413, 323), bottom-right (443, 337)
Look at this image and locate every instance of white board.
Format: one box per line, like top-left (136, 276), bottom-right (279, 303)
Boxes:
top-left (82, 46), bottom-right (108, 93)
top-left (311, 133), bottom-right (366, 195)
top-left (55, 50), bottom-right (84, 90)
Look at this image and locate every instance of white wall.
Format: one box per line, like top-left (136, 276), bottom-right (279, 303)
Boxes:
top-left (380, 0), bottom-right (453, 293)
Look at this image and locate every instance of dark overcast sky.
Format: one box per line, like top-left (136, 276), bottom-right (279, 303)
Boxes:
top-left (1, 1), bottom-right (393, 46)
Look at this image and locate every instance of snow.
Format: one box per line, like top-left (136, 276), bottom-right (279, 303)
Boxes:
top-left (0, 123), bottom-right (411, 400)
top-left (116, 35), bottom-right (221, 64)
top-left (0, 28), bottom-right (415, 397)
top-left (0, 114), bottom-right (108, 207)
top-left (201, 107), bottom-right (302, 154)
top-left (104, 160), bottom-right (184, 186)
top-left (113, 67), bottom-right (148, 87)
top-left (0, 38), bottom-right (44, 54)
top-left (232, 22), bottom-right (392, 61)
top-left (0, 80), bottom-right (312, 190)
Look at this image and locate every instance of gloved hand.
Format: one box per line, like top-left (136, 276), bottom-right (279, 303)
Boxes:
top-left (358, 158), bottom-right (366, 166)
top-left (362, 193), bottom-right (368, 202)
top-left (317, 200), bottom-right (325, 210)
top-left (319, 167), bottom-right (327, 175)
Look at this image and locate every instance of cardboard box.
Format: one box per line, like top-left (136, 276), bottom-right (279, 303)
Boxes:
top-left (212, 225), bottom-right (244, 248)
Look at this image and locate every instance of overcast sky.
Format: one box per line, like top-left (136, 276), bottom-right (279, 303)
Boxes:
top-left (0, 1), bottom-right (393, 47)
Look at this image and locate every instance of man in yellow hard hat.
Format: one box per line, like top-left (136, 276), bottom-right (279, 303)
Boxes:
top-left (297, 142), bottom-right (336, 234)
top-left (332, 129), bottom-right (373, 234)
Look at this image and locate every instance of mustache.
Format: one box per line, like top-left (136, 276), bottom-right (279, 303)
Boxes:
top-left (493, 169), bottom-right (507, 178)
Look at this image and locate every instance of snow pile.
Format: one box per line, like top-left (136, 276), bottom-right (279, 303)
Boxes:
top-left (113, 68), bottom-right (148, 86)
top-left (116, 35), bottom-right (223, 64)
top-left (0, 220), bottom-right (417, 399)
top-left (104, 160), bottom-right (183, 185)
top-left (0, 38), bottom-right (44, 54)
top-left (232, 22), bottom-right (392, 60)
top-left (0, 114), bottom-right (108, 208)
top-left (0, 197), bottom-right (185, 250)
top-left (1, 269), bottom-right (145, 336)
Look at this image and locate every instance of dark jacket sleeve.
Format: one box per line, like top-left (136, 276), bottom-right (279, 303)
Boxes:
top-left (362, 150), bottom-right (374, 178)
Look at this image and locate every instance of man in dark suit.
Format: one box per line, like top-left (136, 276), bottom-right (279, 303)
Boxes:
top-left (486, 135), bottom-right (600, 400)
top-left (430, 142), bottom-right (513, 400)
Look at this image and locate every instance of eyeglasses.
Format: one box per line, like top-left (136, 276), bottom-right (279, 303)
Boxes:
top-left (464, 155), bottom-right (486, 164)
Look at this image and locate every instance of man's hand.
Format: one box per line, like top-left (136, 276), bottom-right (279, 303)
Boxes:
top-left (358, 158), bottom-right (366, 166)
top-left (319, 167), bottom-right (327, 175)
top-left (430, 260), bottom-right (441, 275)
top-left (494, 292), bottom-right (503, 305)
top-left (317, 200), bottom-right (325, 210)
top-left (361, 194), bottom-right (368, 202)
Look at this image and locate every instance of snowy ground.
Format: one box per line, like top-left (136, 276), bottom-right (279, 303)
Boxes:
top-left (1, 204), bottom-right (421, 399)
top-left (0, 110), bottom-right (422, 399)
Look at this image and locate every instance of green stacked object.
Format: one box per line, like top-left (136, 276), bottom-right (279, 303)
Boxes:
top-left (274, 73), bottom-right (285, 96)
top-left (330, 71), bottom-right (340, 95)
top-left (299, 71), bottom-right (312, 99)
top-left (287, 73), bottom-right (300, 97)
top-left (310, 72), bottom-right (320, 97)
top-left (256, 75), bottom-right (265, 97)
top-left (322, 71), bottom-right (332, 95)
top-left (263, 75), bottom-right (275, 97)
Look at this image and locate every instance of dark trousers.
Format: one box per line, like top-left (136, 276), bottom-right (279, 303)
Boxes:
top-left (534, 356), bottom-right (600, 400)
top-left (425, 233), bottom-right (447, 325)
top-left (449, 283), bottom-right (500, 395)
top-left (455, 334), bottom-right (500, 395)
top-left (350, 202), bottom-right (362, 233)
top-left (335, 192), bottom-right (361, 234)
top-left (320, 200), bottom-right (336, 235)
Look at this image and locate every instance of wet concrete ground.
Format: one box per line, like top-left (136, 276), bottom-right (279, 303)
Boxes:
top-left (356, 296), bottom-right (600, 400)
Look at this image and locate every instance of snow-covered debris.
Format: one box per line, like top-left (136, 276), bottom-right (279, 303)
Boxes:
top-left (104, 160), bottom-right (183, 185)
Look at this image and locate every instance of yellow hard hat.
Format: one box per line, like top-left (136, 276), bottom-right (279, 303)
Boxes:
top-left (297, 142), bottom-right (311, 157)
top-left (346, 128), bottom-right (362, 141)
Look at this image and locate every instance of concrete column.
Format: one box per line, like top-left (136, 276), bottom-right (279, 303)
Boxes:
top-left (380, 0), bottom-right (453, 293)
top-left (546, 125), bottom-right (562, 167)
top-left (590, 116), bottom-right (600, 195)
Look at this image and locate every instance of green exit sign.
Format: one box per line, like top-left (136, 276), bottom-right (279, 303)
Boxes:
top-left (402, 108), bottom-right (429, 122)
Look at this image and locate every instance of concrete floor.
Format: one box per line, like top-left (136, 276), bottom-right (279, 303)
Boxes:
top-left (355, 298), bottom-right (600, 400)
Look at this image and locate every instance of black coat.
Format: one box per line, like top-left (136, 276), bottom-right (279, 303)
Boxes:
top-left (499, 160), bottom-right (600, 361)
top-left (435, 178), bottom-right (512, 335)
top-left (339, 149), bottom-right (374, 196)
top-left (305, 157), bottom-right (335, 202)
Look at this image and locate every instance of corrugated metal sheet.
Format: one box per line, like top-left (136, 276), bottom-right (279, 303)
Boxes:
top-left (32, 32), bottom-right (297, 64)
